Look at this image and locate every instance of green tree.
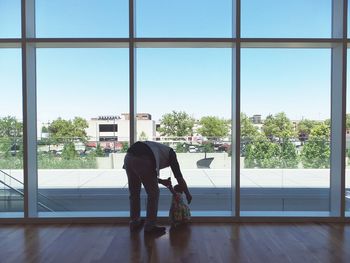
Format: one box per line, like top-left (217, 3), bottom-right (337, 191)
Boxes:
top-left (279, 139), bottom-right (299, 168)
top-left (240, 113), bottom-right (259, 157)
top-left (72, 117), bottom-right (89, 140)
top-left (48, 117), bottom-right (88, 143)
top-left (244, 136), bottom-right (280, 168)
top-left (61, 142), bottom-right (77, 160)
top-left (159, 111), bottom-right (195, 137)
top-left (240, 113), bottom-right (259, 139)
top-left (0, 117), bottom-right (23, 158)
top-left (95, 143), bottom-right (104, 157)
top-left (41, 126), bottom-right (49, 133)
top-left (121, 142), bottom-right (129, 153)
top-left (347, 114), bottom-right (350, 129)
top-left (0, 137), bottom-right (12, 158)
top-left (301, 123), bottom-right (330, 168)
top-left (263, 112), bottom-right (295, 142)
top-left (138, 131), bottom-right (148, 141)
top-left (297, 119), bottom-right (320, 143)
top-left (324, 118), bottom-right (331, 127)
top-left (0, 116), bottom-right (22, 137)
top-left (201, 141), bottom-right (214, 153)
top-left (197, 116), bottom-right (229, 140)
top-left (175, 143), bottom-right (187, 153)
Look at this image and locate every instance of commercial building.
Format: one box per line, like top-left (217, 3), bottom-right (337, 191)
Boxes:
top-left (85, 114), bottom-right (155, 149)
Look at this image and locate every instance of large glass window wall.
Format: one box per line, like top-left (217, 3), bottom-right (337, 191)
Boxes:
top-left (241, 0), bottom-right (332, 38)
top-left (36, 48), bottom-right (129, 215)
top-left (0, 0), bottom-right (348, 220)
top-left (241, 48), bottom-right (331, 216)
top-left (0, 0), bottom-right (21, 38)
top-left (136, 0), bottom-right (232, 37)
top-left (35, 0), bottom-right (129, 38)
top-left (0, 49), bottom-right (23, 216)
top-left (136, 48), bottom-right (232, 215)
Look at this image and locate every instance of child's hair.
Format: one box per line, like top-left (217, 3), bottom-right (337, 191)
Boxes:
top-left (173, 184), bottom-right (183, 193)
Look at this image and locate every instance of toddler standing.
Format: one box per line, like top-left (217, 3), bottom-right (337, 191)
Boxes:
top-left (166, 178), bottom-right (191, 227)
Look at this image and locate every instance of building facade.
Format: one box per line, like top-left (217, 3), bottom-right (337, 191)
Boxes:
top-left (86, 114), bottom-right (156, 150)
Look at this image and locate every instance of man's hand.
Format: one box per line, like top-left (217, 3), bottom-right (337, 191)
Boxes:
top-left (185, 193), bottom-right (192, 204)
top-left (176, 177), bottom-right (192, 204)
top-left (158, 177), bottom-right (171, 187)
top-left (164, 177), bottom-right (171, 187)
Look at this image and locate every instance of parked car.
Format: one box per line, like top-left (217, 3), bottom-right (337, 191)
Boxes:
top-left (188, 145), bottom-right (198, 153)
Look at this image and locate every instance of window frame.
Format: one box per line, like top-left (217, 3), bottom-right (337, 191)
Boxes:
top-left (0, 0), bottom-right (347, 222)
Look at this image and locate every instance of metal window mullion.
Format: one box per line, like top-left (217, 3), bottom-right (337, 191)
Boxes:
top-left (340, 45), bottom-right (347, 217)
top-left (129, 0), bottom-right (136, 145)
top-left (330, 0), bottom-right (346, 217)
top-left (22, 0), bottom-right (38, 218)
top-left (340, 0), bottom-right (348, 217)
top-left (233, 0), bottom-right (241, 218)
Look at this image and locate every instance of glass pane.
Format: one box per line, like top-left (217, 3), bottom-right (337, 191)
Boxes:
top-left (0, 0), bottom-right (21, 38)
top-left (137, 48), bottom-right (232, 216)
top-left (241, 49), bottom-right (331, 216)
top-left (36, 0), bottom-right (128, 38)
top-left (36, 48), bottom-right (129, 214)
top-left (136, 0), bottom-right (232, 37)
top-left (241, 0), bottom-right (331, 38)
top-left (0, 49), bottom-right (23, 216)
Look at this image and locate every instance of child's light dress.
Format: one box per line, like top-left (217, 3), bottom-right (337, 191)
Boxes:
top-left (169, 192), bottom-right (191, 226)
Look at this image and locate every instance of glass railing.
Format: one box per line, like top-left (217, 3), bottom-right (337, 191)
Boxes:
top-left (37, 136), bottom-right (130, 213)
top-left (240, 136), bottom-right (330, 214)
top-left (0, 134), bottom-right (337, 214)
top-left (35, 136), bottom-right (232, 214)
top-left (0, 136), bottom-right (24, 213)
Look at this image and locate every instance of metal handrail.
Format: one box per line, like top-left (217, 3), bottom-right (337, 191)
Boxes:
top-left (0, 169), bottom-right (23, 185)
top-left (0, 178), bottom-right (53, 212)
top-left (0, 169), bottom-right (70, 212)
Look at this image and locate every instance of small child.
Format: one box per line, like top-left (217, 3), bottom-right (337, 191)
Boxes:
top-left (166, 179), bottom-right (191, 227)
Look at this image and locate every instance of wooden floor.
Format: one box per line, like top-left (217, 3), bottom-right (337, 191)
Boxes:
top-left (0, 222), bottom-right (350, 263)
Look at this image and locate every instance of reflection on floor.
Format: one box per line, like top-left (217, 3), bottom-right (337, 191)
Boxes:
top-left (0, 223), bottom-right (349, 263)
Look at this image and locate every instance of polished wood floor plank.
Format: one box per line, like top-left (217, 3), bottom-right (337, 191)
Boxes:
top-left (0, 223), bottom-right (349, 263)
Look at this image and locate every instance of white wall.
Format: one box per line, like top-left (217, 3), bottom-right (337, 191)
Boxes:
top-left (137, 120), bottom-right (155, 140)
top-left (87, 118), bottom-right (155, 142)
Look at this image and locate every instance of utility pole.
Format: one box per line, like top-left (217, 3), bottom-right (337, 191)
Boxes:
top-left (113, 117), bottom-right (116, 152)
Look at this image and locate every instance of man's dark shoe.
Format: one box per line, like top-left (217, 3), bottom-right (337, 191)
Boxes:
top-left (144, 225), bottom-right (166, 234)
top-left (130, 219), bottom-right (145, 232)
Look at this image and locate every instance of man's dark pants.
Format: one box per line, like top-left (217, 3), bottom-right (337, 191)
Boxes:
top-left (124, 153), bottom-right (159, 229)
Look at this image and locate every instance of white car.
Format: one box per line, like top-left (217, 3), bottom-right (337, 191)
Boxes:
top-left (188, 145), bottom-right (197, 153)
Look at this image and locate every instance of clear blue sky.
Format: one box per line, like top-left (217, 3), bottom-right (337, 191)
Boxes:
top-left (0, 0), bottom-right (343, 123)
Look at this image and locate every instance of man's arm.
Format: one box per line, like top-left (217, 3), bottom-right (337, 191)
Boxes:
top-left (169, 149), bottom-right (192, 204)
